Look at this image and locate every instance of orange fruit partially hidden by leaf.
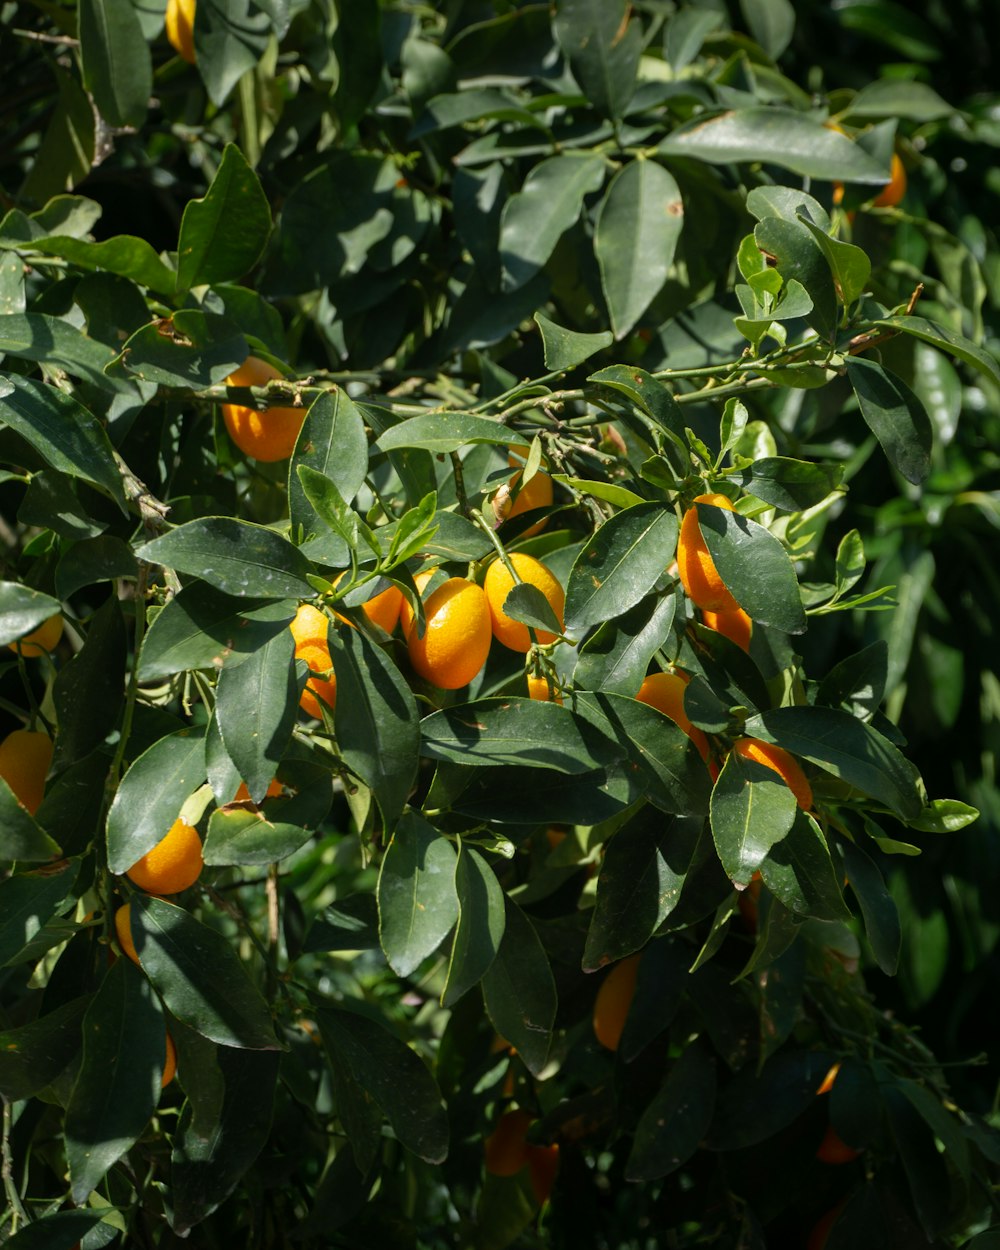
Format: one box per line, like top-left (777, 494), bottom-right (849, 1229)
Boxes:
top-left (290, 604), bottom-right (336, 718)
top-left (636, 671), bottom-right (711, 763)
top-left (527, 673), bottom-right (561, 703)
top-left (233, 779), bottom-right (283, 803)
top-left (8, 614), bottom-right (63, 658)
top-left (162, 1032), bottom-right (177, 1088)
top-left (527, 1141), bottom-right (559, 1204)
top-left (0, 728), bottom-right (53, 814)
top-left (484, 1109), bottom-right (559, 1203)
top-left (872, 152), bottom-right (906, 208)
top-left (593, 953), bottom-right (641, 1052)
top-left (816, 1061), bottom-right (841, 1097)
top-left (165, 0), bottom-right (196, 62)
top-left (332, 573), bottom-right (403, 635)
top-left (407, 577), bottom-right (492, 690)
top-left (222, 356), bottom-right (305, 462)
top-left (677, 493), bottom-right (740, 612)
top-left (732, 737), bottom-right (813, 811)
top-left (484, 554), bottom-right (564, 653)
top-left (504, 448), bottom-right (554, 536)
top-left (399, 569), bottom-right (440, 640)
top-left (125, 818), bottom-right (203, 895)
top-left (816, 1124), bottom-right (860, 1165)
top-left (702, 605), bottom-right (752, 651)
top-left (114, 904), bottom-right (140, 966)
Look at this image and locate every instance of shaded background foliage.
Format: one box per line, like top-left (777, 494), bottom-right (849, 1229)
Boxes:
top-left (2, 0), bottom-right (1000, 1247)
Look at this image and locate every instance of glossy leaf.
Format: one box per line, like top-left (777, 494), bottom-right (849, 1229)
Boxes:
top-left (65, 958), bottom-right (164, 1202)
top-left (176, 144), bottom-right (271, 292)
top-left (55, 535), bottom-right (137, 600)
top-left (758, 812), bottom-right (851, 922)
top-left (0, 312), bottom-right (118, 389)
top-left (52, 594), bottom-right (126, 769)
top-left (203, 760), bottom-right (332, 866)
top-left (29, 233), bottom-right (176, 295)
top-left (131, 895), bottom-right (280, 1050)
top-left (753, 215), bottom-right (838, 340)
top-left (0, 996), bottom-right (88, 1101)
top-left (816, 640), bottom-right (888, 719)
top-left (533, 311), bottom-right (612, 371)
top-left (377, 810), bottom-right (459, 977)
top-left (481, 897), bottom-right (557, 1077)
top-left (0, 581), bottom-right (62, 647)
top-left (0, 779), bottom-right (61, 860)
top-left (304, 894), bottom-right (379, 954)
top-left (596, 160), bottom-right (684, 339)
top-left (215, 629), bottom-right (297, 804)
top-left (706, 1048), bottom-right (833, 1149)
top-left (78, 0), bottom-right (152, 129)
top-left (442, 843), bottom-right (506, 1007)
top-left (288, 389), bottom-right (369, 541)
top-left (743, 457), bottom-right (843, 511)
top-left (554, 0), bottom-right (643, 120)
top-left (710, 750), bottom-right (798, 888)
top-left (627, 1041), bottom-right (716, 1180)
top-left (798, 215), bottom-right (871, 306)
top-left (374, 411), bottom-right (509, 454)
top-left (573, 592), bottom-right (677, 696)
top-left (135, 518), bottom-right (315, 600)
top-left (874, 314), bottom-right (1000, 388)
top-left (846, 356), bottom-right (932, 484)
top-left (564, 504), bottom-right (679, 638)
top-left (111, 311), bottom-right (247, 388)
top-left (0, 863), bottom-right (77, 964)
top-left (740, 0), bottom-right (795, 58)
top-left (840, 839), bottom-right (900, 974)
top-left (452, 762), bottom-right (640, 825)
top-left (907, 799), bottom-right (979, 833)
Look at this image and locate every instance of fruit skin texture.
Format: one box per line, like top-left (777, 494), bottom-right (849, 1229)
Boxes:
top-left (407, 578), bottom-right (492, 690)
top-left (0, 728), bottom-right (53, 814)
top-left (8, 614), bottom-right (63, 658)
top-left (125, 818), bottom-right (204, 894)
top-left (504, 447), bottom-right (554, 537)
top-left (114, 904), bottom-right (140, 966)
top-left (702, 605), bottom-right (752, 652)
top-left (165, 0), bottom-right (196, 64)
top-left (399, 569), bottom-right (439, 639)
top-left (636, 671), bottom-right (710, 763)
top-left (677, 492), bottom-right (740, 613)
top-left (526, 673), bottom-right (561, 703)
top-left (289, 604), bottom-right (336, 718)
top-left (592, 953), bottom-right (641, 1052)
top-left (484, 1109), bottom-right (559, 1203)
top-left (872, 152), bottom-right (906, 208)
top-left (732, 737), bottom-right (813, 811)
top-left (222, 356), bottom-right (305, 462)
top-left (484, 554), bottom-right (564, 653)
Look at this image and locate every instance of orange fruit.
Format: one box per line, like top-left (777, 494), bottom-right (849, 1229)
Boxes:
top-left (162, 1032), bottom-right (178, 1087)
top-left (702, 606), bottom-right (752, 651)
top-left (504, 447), bottom-right (554, 536)
top-left (399, 569), bottom-right (440, 640)
top-left (332, 573), bottom-right (403, 635)
top-left (114, 903), bottom-right (140, 966)
top-left (289, 602), bottom-right (329, 650)
top-left (526, 673), bottom-right (561, 704)
top-left (732, 737), bottom-right (813, 811)
top-left (592, 952), bottom-right (641, 1052)
top-left (407, 577), bottom-right (492, 690)
top-left (677, 493), bottom-right (740, 613)
top-left (165, 0), bottom-right (196, 62)
top-left (7, 613), bottom-right (63, 658)
top-left (221, 356), bottom-right (305, 462)
top-left (232, 779), bottom-right (283, 803)
top-left (815, 1124), bottom-right (860, 1165)
top-left (484, 554), bottom-right (564, 653)
top-left (125, 818), bottom-right (203, 894)
top-left (0, 728), bottom-right (53, 814)
top-left (872, 152), bottom-right (906, 208)
top-left (484, 1109), bottom-right (559, 1203)
top-left (635, 671), bottom-right (711, 763)
top-left (289, 604), bottom-right (336, 718)
top-left (527, 1140), bottom-right (559, 1204)
top-left (816, 1061), bottom-right (841, 1097)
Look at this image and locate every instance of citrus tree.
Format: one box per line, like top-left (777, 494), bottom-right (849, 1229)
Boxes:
top-left (2, 2), bottom-right (1000, 1248)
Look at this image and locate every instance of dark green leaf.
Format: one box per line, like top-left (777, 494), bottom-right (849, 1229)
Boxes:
top-left (78, 0), bottom-right (152, 128)
top-left (627, 1041), bottom-right (716, 1180)
top-left (215, 629), bottom-right (297, 804)
top-left (295, 466), bottom-right (363, 553)
top-left (759, 811), bottom-right (851, 921)
top-left (330, 626), bottom-right (420, 829)
top-left (288, 389), bottom-right (369, 541)
top-left (131, 895), bottom-right (280, 1049)
top-left (816, 641), bottom-right (888, 719)
top-left (203, 759), bottom-right (332, 866)
top-left (797, 216), bottom-right (871, 307)
top-left (574, 592), bottom-right (677, 696)
top-left (596, 159), bottom-right (684, 340)
top-left (65, 959), bottom-right (164, 1202)
top-left (844, 80), bottom-right (953, 122)
top-left (0, 996), bottom-right (88, 1101)
top-left (373, 411), bottom-right (509, 455)
top-left (710, 750), bottom-right (798, 888)
top-left (846, 356), bottom-right (932, 484)
top-left (0, 312), bottom-right (117, 389)
top-left (55, 536), bottom-right (137, 601)
top-left (740, 0), bottom-right (795, 58)
top-left (304, 893), bottom-right (379, 954)
top-left (874, 314), bottom-right (1000, 388)
top-left (0, 581), bottom-right (61, 647)
top-left (744, 457), bottom-right (843, 511)
top-left (664, 7), bottom-right (723, 70)
top-left (105, 728), bottom-right (206, 873)
top-left (587, 365), bottom-right (686, 440)
top-left (619, 937), bottom-right (689, 1061)
top-left (194, 0), bottom-right (271, 107)
top-left (52, 595), bottom-right (125, 770)
top-left (840, 840), bottom-right (899, 974)
top-left (136, 518), bottom-right (315, 600)
top-left (1, 1207), bottom-right (108, 1249)
top-left (481, 898), bottom-right (557, 1077)
top-left (442, 844), bottom-right (506, 1007)
top-left (453, 763), bottom-right (640, 825)
top-left (565, 504), bottom-right (679, 638)
top-left (176, 144), bottom-right (271, 292)
top-left (533, 311), bottom-right (612, 371)
top-left (753, 216), bottom-right (838, 340)
top-left (0, 862), bottom-right (77, 964)
top-left (706, 1049), bottom-right (834, 1149)
top-left (554, 0), bottom-right (643, 121)
top-left (884, 1084), bottom-right (951, 1239)
top-left (29, 233), bottom-right (176, 295)
top-left (0, 774), bottom-right (62, 861)
top-left (377, 810), bottom-right (459, 977)
top-left (111, 311), bottom-right (247, 388)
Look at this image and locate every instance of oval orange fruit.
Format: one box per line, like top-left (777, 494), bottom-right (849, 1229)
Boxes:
top-left (407, 577), bottom-right (492, 690)
top-left (165, 0), bottom-right (196, 62)
top-left (0, 728), bottom-right (53, 814)
top-left (592, 952), bottom-right (641, 1052)
top-left (222, 356), bottom-right (305, 462)
top-left (702, 606), bottom-right (752, 651)
top-left (7, 613), bottom-right (63, 658)
top-left (635, 671), bottom-right (711, 763)
top-left (125, 818), bottom-right (204, 895)
top-left (677, 493), bottom-right (740, 613)
top-left (732, 737), bottom-right (813, 811)
top-left (483, 554), bottom-right (564, 653)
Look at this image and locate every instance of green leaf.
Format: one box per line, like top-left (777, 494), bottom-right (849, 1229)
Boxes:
top-left (65, 958), bottom-right (164, 1202)
top-left (553, 475), bottom-right (645, 510)
top-left (1, 777), bottom-right (62, 861)
top-left (739, 0), bottom-right (795, 58)
top-left (907, 799), bottom-right (979, 834)
top-left (52, 594), bottom-right (126, 769)
top-left (193, 0), bottom-right (271, 107)
top-left (0, 862), bottom-right (77, 964)
top-left (1, 1211), bottom-right (109, 1249)
top-left (874, 314), bottom-right (1000, 388)
top-left (203, 759), bottom-right (332, 866)
top-left (758, 811), bottom-right (851, 921)
top-left (627, 1041), bottom-right (716, 1180)
top-left (295, 466), bottom-right (363, 555)
top-left (111, 311), bottom-right (247, 388)
top-left (706, 1049), bottom-right (834, 1149)
top-left (136, 518), bottom-right (315, 600)
top-left (499, 153), bottom-right (606, 292)
top-left (554, 0), bottom-right (643, 121)
top-left (846, 356), bottom-right (932, 485)
top-left (744, 457), bottom-right (843, 511)
top-left (753, 216), bottom-right (838, 340)
top-left (0, 581), bottom-right (61, 647)
top-left (745, 706), bottom-right (922, 820)
top-left (840, 839), bottom-right (900, 974)
top-left (373, 412), bottom-right (509, 455)
top-left (215, 629), bottom-right (297, 804)
top-left (330, 626), bottom-right (420, 829)
top-left (884, 1085), bottom-right (951, 1239)
top-left (797, 216), bottom-right (871, 307)
top-left (138, 584), bottom-right (296, 681)
top-left (176, 144), bottom-right (271, 292)
top-left (583, 809), bottom-right (705, 970)
top-left (453, 763), bottom-right (640, 826)
top-left (105, 728), bottom-right (206, 874)
top-left (420, 697), bottom-right (620, 774)
top-left (0, 996), bottom-right (89, 1102)
top-left (499, 583), bottom-right (564, 639)
top-left (0, 376), bottom-right (126, 509)
top-left (710, 750), bottom-right (798, 888)
top-left (834, 529), bottom-right (865, 595)
top-left (481, 898), bottom-right (557, 1077)
top-left (288, 390), bottom-right (369, 543)
top-left (816, 640), bottom-right (888, 719)
top-left (78, 0), bottom-right (152, 128)
top-left (596, 160), bottom-right (685, 340)
top-left (131, 895), bottom-right (280, 1049)
top-left (170, 1048), bottom-right (281, 1237)
top-left (564, 504), bottom-right (679, 638)
top-left (304, 894), bottom-right (379, 954)
top-left (0, 312), bottom-right (118, 389)
top-left (659, 109), bottom-right (890, 182)
top-left (377, 810), bottom-right (459, 977)
top-left (574, 592), bottom-right (676, 696)
top-left (587, 365), bottom-right (686, 440)
top-left (843, 79), bottom-right (953, 122)
top-left (533, 311), bottom-right (612, 371)
top-left (28, 234), bottom-right (176, 295)
top-left (696, 502), bottom-right (807, 633)
top-left (442, 844), bottom-right (506, 1007)
top-left (55, 536), bottom-right (137, 600)
top-left (665, 7), bottom-right (723, 70)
